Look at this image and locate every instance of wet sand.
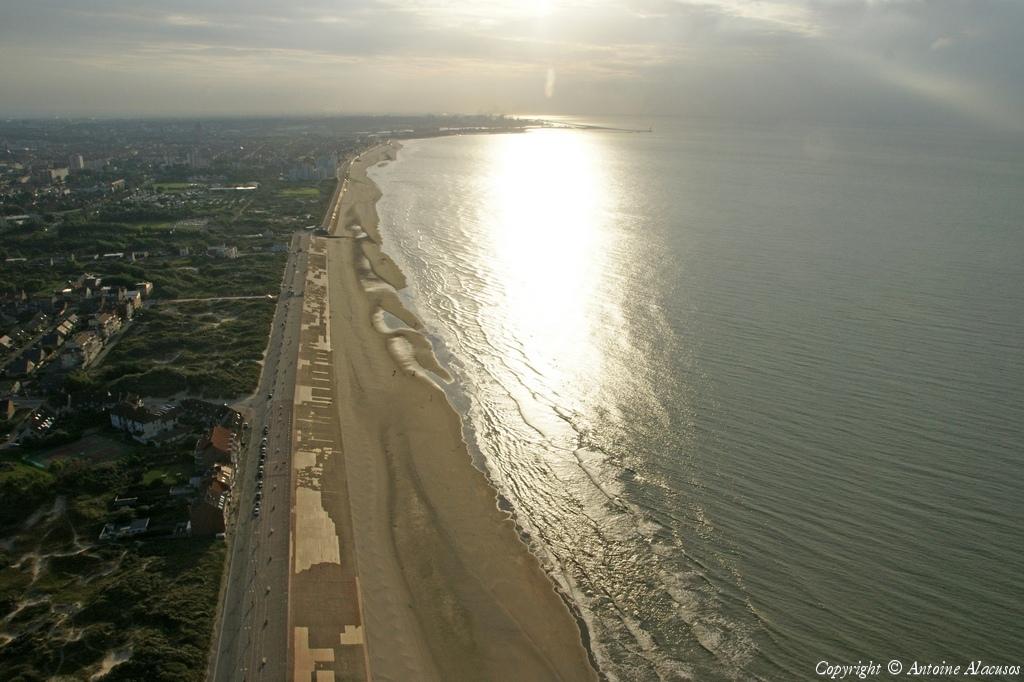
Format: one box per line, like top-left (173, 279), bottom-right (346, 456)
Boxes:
top-left (311, 140), bottom-right (598, 681)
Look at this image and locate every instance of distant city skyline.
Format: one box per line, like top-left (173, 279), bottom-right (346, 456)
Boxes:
top-left (1, 0), bottom-right (1022, 131)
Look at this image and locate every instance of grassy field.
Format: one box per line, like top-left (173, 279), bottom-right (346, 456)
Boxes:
top-left (153, 182), bottom-right (202, 192)
top-left (95, 298), bottom-right (275, 399)
top-left (141, 460), bottom-right (194, 487)
top-left (276, 186), bottom-right (320, 198)
top-left (23, 433), bottom-right (134, 467)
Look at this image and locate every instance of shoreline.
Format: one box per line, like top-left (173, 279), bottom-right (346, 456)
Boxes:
top-left (295, 139), bottom-right (598, 680)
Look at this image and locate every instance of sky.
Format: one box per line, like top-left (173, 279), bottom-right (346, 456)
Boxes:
top-left (0, 0), bottom-right (1021, 130)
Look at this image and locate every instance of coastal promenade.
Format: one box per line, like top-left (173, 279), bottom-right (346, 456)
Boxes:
top-left (287, 234), bottom-right (368, 680)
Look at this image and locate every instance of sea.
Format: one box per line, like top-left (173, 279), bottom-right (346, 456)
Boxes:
top-left (367, 119), bottom-right (1024, 681)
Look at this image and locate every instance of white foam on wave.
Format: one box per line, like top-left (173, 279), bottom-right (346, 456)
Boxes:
top-left (385, 335), bottom-right (437, 386)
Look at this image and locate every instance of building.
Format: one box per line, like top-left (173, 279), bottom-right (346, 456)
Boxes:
top-left (99, 517), bottom-right (150, 541)
top-left (40, 331), bottom-right (65, 351)
top-left (189, 485), bottom-right (228, 536)
top-left (62, 331), bottom-right (102, 368)
top-left (24, 346), bottom-right (47, 366)
top-left (188, 463), bottom-right (234, 536)
top-left (119, 298), bottom-right (137, 321)
top-left (90, 312), bottom-right (122, 339)
top-left (0, 398), bottom-right (14, 419)
top-left (191, 465), bottom-right (233, 534)
top-left (206, 245), bottom-right (238, 259)
top-left (194, 424), bottom-right (239, 468)
top-left (210, 463), bottom-right (235, 489)
top-left (109, 401), bottom-right (181, 444)
top-left (56, 316), bottom-right (77, 337)
top-left (47, 167), bottom-right (70, 184)
top-left (187, 148), bottom-right (207, 170)
top-left (7, 357), bottom-right (35, 377)
top-left (134, 282), bottom-right (154, 297)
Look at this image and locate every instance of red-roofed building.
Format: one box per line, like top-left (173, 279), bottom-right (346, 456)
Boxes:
top-left (195, 424), bottom-right (239, 468)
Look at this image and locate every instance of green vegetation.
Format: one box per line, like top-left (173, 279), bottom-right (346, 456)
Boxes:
top-left (0, 251), bottom-right (285, 301)
top-left (152, 182), bottom-right (200, 192)
top-left (0, 435), bottom-right (223, 680)
top-left (96, 298), bottom-right (274, 398)
top-left (277, 186), bottom-right (320, 198)
top-left (0, 536), bottom-right (223, 682)
top-left (141, 460), bottom-right (194, 486)
top-left (0, 462), bottom-right (54, 523)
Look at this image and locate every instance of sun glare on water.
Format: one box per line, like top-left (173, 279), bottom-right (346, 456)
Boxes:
top-left (481, 129), bottom-right (614, 401)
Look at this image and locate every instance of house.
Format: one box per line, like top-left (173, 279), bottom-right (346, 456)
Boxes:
top-left (47, 167), bottom-right (70, 183)
top-left (90, 312), bottom-right (122, 339)
top-left (99, 517), bottom-right (150, 541)
top-left (189, 485), bottom-right (228, 536)
top-left (99, 286), bottom-right (126, 303)
top-left (134, 281), bottom-right (154, 297)
top-left (188, 464), bottom-right (234, 536)
top-left (0, 398), bottom-right (14, 419)
top-left (62, 331), bottom-right (102, 368)
top-left (207, 245), bottom-right (238, 259)
top-left (24, 347), bottom-right (47, 365)
top-left (0, 335), bottom-right (13, 351)
top-left (210, 463), bottom-right (235, 489)
top-left (109, 402), bottom-right (181, 444)
top-left (120, 298), bottom-right (137, 321)
top-left (194, 425), bottom-right (239, 468)
top-left (40, 332), bottom-right (65, 351)
top-left (6, 357), bottom-right (35, 377)
top-left (56, 315), bottom-right (78, 337)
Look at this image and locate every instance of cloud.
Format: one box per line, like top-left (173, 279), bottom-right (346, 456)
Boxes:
top-left (0, 0), bottom-right (1020, 129)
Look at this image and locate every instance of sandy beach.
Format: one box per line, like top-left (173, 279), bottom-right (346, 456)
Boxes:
top-left (289, 140), bottom-right (597, 681)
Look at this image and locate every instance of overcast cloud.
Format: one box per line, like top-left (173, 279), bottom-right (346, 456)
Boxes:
top-left (0, 0), bottom-right (1021, 130)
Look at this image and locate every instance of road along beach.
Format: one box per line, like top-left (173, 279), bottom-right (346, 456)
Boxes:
top-left (288, 141), bottom-right (598, 681)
